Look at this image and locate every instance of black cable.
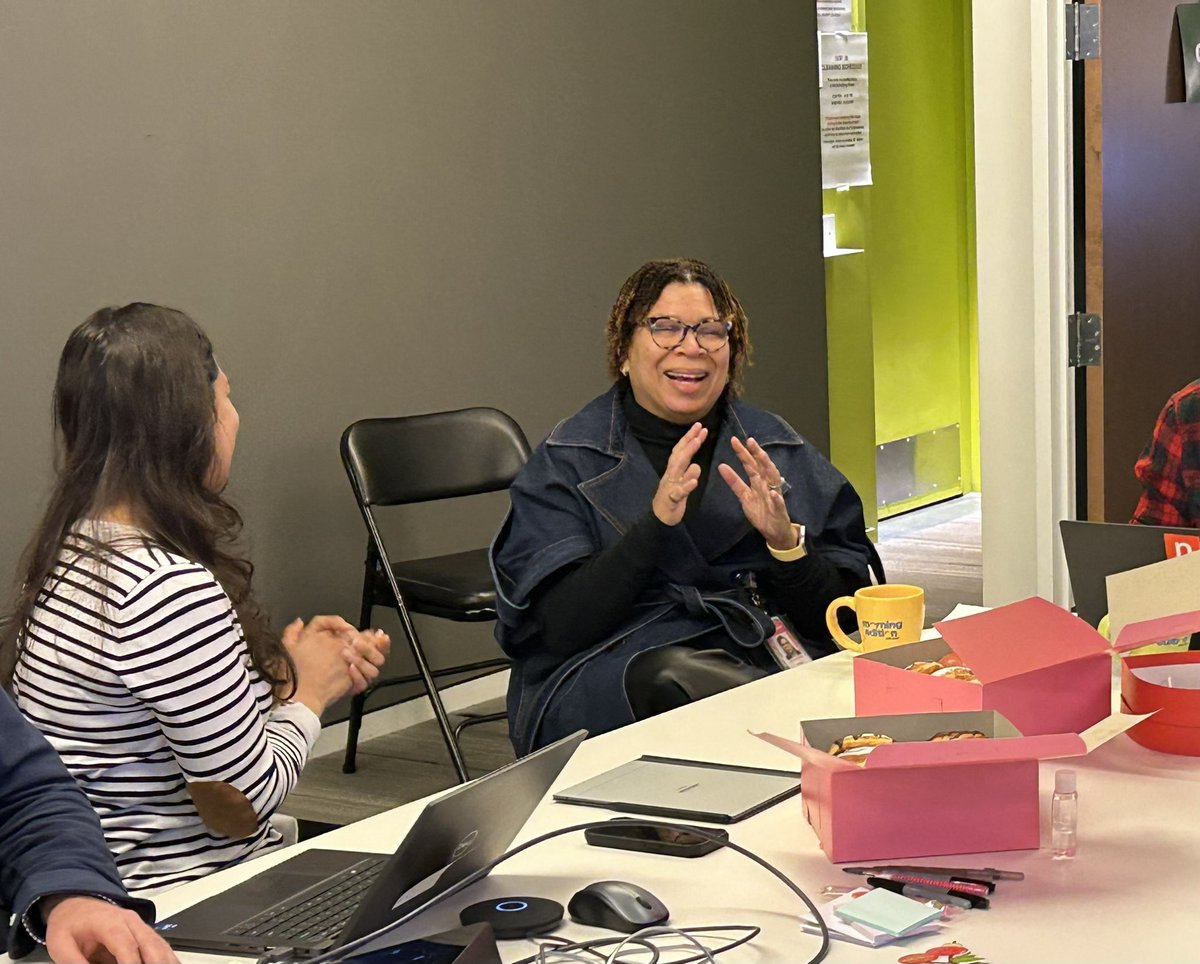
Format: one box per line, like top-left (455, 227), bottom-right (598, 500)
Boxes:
top-left (516, 925), bottom-right (761, 964)
top-left (297, 818), bottom-right (829, 964)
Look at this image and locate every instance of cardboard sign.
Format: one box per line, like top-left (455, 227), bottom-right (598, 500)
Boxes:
top-left (1105, 549), bottom-right (1200, 647)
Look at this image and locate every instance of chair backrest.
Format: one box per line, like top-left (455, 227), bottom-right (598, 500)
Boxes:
top-left (341, 407), bottom-right (531, 507)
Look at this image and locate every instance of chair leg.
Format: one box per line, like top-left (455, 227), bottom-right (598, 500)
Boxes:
top-left (394, 615), bottom-right (471, 783)
top-left (452, 709), bottom-right (507, 744)
top-left (344, 560), bottom-right (376, 775)
top-left (343, 690), bottom-right (367, 774)
top-left (424, 670), bottom-right (471, 783)
top-left (362, 541), bottom-right (470, 781)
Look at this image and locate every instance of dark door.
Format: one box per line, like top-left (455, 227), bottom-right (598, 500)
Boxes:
top-left (1081, 0), bottom-right (1200, 520)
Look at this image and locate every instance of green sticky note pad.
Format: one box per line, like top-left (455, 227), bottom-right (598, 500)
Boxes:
top-left (833, 887), bottom-right (942, 936)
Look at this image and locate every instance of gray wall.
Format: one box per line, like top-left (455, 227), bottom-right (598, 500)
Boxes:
top-left (0, 1), bottom-right (826, 697)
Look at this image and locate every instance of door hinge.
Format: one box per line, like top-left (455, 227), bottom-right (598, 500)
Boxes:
top-left (1068, 312), bottom-right (1102, 366)
top-left (1066, 3), bottom-right (1101, 60)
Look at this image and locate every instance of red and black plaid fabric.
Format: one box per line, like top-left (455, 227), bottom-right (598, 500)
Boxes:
top-left (1132, 379), bottom-right (1200, 527)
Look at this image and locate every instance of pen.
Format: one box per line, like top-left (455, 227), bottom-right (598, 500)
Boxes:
top-left (844, 864), bottom-right (1024, 882)
top-left (872, 872), bottom-right (993, 898)
top-left (863, 876), bottom-right (975, 910)
top-left (866, 876), bottom-right (990, 910)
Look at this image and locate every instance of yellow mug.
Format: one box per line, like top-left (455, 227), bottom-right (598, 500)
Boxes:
top-left (825, 584), bottom-right (925, 653)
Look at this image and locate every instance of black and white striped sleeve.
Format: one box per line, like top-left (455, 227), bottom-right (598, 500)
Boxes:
top-left (110, 563), bottom-right (319, 825)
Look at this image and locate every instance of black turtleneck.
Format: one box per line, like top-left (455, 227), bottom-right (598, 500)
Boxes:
top-left (531, 386), bottom-right (864, 658)
top-left (620, 385), bottom-right (724, 527)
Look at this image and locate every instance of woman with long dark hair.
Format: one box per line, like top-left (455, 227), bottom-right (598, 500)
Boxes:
top-left (1, 303), bottom-right (388, 894)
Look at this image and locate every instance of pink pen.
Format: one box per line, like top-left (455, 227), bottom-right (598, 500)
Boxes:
top-left (878, 873), bottom-right (993, 899)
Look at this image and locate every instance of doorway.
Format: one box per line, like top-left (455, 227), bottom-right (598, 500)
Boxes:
top-left (824, 0), bottom-right (980, 598)
top-left (1078, 0), bottom-right (1200, 523)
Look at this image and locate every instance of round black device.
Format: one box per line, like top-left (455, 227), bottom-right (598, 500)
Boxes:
top-left (458, 896), bottom-right (564, 939)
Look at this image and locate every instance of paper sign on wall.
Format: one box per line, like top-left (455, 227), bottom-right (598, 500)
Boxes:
top-left (819, 32), bottom-right (872, 189)
top-left (817, 0), bottom-right (852, 33)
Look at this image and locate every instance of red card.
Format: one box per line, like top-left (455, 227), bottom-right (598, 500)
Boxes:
top-left (1164, 533), bottom-right (1200, 558)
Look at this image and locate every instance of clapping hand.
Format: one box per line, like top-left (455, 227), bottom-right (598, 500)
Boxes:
top-left (717, 437), bottom-right (799, 550)
top-left (283, 616), bottom-right (390, 714)
top-left (303, 615), bottom-right (390, 694)
top-left (652, 423), bottom-right (708, 526)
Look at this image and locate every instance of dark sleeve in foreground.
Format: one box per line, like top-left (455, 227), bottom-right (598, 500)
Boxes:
top-left (760, 552), bottom-right (869, 652)
top-left (0, 691), bottom-right (155, 959)
top-left (532, 513), bottom-right (670, 658)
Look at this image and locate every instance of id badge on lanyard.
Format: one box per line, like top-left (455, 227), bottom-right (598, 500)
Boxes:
top-left (736, 571), bottom-right (815, 669)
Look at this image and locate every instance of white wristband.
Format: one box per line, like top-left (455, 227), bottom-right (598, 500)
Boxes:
top-left (767, 524), bottom-right (807, 562)
top-left (23, 893), bottom-right (119, 945)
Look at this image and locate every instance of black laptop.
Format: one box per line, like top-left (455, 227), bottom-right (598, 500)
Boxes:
top-left (155, 730), bottom-right (585, 955)
top-left (1059, 519), bottom-right (1200, 626)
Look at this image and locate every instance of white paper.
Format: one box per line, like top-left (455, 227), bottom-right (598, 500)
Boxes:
top-left (816, 0), bottom-right (853, 33)
top-left (942, 603), bottom-right (991, 621)
top-left (819, 32), bottom-right (872, 189)
top-left (919, 604), bottom-right (989, 640)
top-left (1078, 711), bottom-right (1156, 753)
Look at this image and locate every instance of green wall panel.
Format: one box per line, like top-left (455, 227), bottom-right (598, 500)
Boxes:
top-left (825, 0), bottom-right (979, 517)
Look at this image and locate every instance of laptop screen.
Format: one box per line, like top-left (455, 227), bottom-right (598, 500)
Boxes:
top-left (1059, 519), bottom-right (1200, 626)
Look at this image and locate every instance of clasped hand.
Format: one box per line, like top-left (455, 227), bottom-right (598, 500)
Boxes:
top-left (283, 615), bottom-right (391, 713)
top-left (653, 428), bottom-right (798, 551)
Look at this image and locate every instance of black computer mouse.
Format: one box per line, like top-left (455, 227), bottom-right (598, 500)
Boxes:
top-left (567, 880), bottom-right (670, 933)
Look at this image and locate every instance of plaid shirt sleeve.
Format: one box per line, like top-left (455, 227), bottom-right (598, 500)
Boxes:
top-left (1132, 381), bottom-right (1200, 527)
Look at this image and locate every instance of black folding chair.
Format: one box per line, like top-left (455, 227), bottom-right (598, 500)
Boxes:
top-left (339, 408), bottom-right (530, 781)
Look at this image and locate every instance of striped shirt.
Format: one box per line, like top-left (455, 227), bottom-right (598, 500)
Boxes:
top-left (13, 521), bottom-right (319, 895)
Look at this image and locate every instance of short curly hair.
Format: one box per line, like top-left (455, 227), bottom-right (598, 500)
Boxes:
top-left (605, 258), bottom-right (752, 397)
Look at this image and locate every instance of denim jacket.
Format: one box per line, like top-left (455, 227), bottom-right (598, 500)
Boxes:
top-left (1, 691), bottom-right (154, 958)
top-left (489, 385), bottom-right (878, 753)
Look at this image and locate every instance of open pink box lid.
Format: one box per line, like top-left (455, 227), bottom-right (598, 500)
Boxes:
top-left (754, 710), bottom-right (1087, 770)
top-left (1116, 612), bottom-right (1200, 648)
top-left (932, 596), bottom-right (1116, 681)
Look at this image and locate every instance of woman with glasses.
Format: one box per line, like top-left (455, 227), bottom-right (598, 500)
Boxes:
top-left (491, 258), bottom-right (880, 752)
top-left (2, 304), bottom-right (389, 893)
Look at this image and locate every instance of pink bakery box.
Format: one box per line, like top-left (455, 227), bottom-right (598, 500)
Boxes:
top-left (853, 597), bottom-right (1121, 736)
top-left (754, 710), bottom-right (1085, 863)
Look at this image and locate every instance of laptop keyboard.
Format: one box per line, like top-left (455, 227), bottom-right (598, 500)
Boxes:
top-left (224, 855), bottom-right (387, 945)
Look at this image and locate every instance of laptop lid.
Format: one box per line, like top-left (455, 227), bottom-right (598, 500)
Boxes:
top-left (338, 729), bottom-right (585, 944)
top-left (158, 730), bottom-right (584, 953)
top-left (1059, 519), bottom-right (1199, 626)
top-left (552, 755), bottom-right (801, 824)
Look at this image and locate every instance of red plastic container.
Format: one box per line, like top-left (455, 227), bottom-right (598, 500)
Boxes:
top-left (1120, 651), bottom-right (1200, 756)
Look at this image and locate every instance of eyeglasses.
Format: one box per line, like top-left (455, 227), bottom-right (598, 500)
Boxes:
top-left (644, 316), bottom-right (732, 352)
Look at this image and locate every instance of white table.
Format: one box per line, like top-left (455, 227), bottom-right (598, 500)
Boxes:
top-left (23, 652), bottom-right (1200, 963)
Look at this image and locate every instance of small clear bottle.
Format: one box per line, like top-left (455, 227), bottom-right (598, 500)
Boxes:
top-left (1051, 768), bottom-right (1078, 859)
